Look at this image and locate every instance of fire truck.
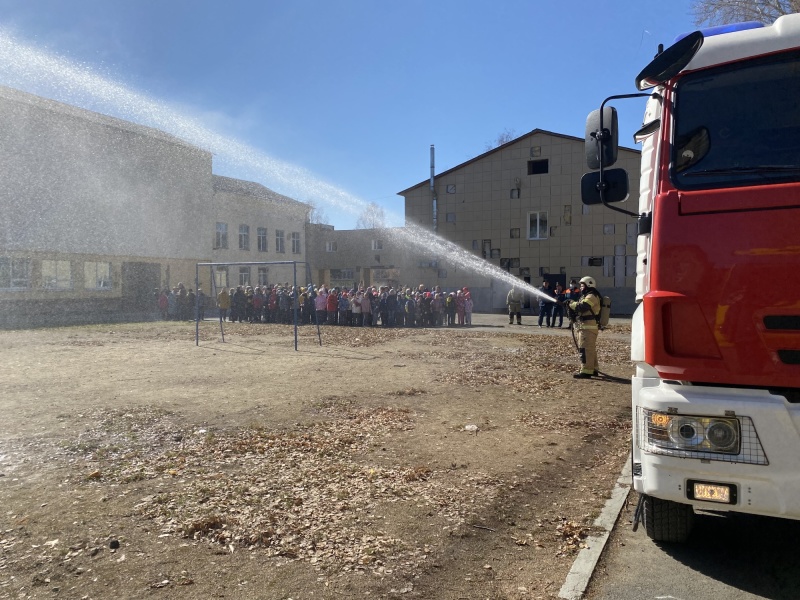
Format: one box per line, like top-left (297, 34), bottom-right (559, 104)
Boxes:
top-left (583, 14), bottom-right (800, 542)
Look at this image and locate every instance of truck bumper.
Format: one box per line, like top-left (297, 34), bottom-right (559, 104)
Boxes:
top-left (632, 375), bottom-right (800, 519)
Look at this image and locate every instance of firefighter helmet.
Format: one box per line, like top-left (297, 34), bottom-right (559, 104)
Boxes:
top-left (579, 276), bottom-right (596, 288)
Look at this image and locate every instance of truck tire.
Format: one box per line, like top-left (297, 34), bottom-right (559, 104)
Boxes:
top-left (642, 494), bottom-right (694, 543)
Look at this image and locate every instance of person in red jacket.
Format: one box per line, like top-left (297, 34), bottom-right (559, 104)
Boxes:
top-left (326, 288), bottom-right (339, 325)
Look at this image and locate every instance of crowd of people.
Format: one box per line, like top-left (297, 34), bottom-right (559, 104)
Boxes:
top-left (154, 283), bottom-right (206, 321)
top-left (214, 283), bottom-right (476, 328)
top-left (156, 275), bottom-right (605, 380)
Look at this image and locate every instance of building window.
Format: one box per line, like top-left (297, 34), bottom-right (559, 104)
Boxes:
top-left (239, 225), bottom-right (250, 250)
top-left (472, 240), bottom-right (478, 251)
top-left (626, 222), bottom-right (637, 245)
top-left (438, 269), bottom-right (448, 278)
top-left (238, 267), bottom-right (251, 286)
top-left (603, 224), bottom-right (616, 235)
top-left (325, 241), bottom-right (337, 252)
top-left (331, 269), bottom-right (354, 280)
top-left (490, 249), bottom-right (501, 259)
top-left (291, 232), bottom-right (301, 254)
top-left (0, 257), bottom-right (31, 289)
top-left (275, 230), bottom-right (285, 253)
top-left (446, 213), bottom-right (456, 223)
top-left (84, 261), bottom-right (112, 290)
top-left (626, 255), bottom-right (636, 276)
top-left (510, 188), bottom-right (520, 199)
top-left (214, 266), bottom-right (228, 290)
top-left (510, 228), bottom-right (520, 238)
top-left (446, 184), bottom-right (456, 194)
top-left (510, 258), bottom-right (520, 268)
top-left (215, 222), bottom-right (228, 249)
top-left (42, 260), bottom-right (72, 290)
top-left (482, 239), bottom-right (492, 259)
top-left (527, 159), bottom-right (549, 175)
top-left (258, 267), bottom-right (269, 286)
top-left (528, 211), bottom-right (548, 240)
top-left (257, 227), bottom-right (268, 252)
top-left (372, 239), bottom-right (383, 251)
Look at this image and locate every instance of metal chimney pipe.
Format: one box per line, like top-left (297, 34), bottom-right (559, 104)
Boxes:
top-left (430, 144), bottom-right (437, 233)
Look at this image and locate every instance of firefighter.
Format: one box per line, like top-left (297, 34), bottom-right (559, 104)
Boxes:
top-left (568, 276), bottom-right (602, 379)
top-left (506, 287), bottom-right (523, 325)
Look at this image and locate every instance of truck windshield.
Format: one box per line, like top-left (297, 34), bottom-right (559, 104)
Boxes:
top-left (671, 49), bottom-right (800, 189)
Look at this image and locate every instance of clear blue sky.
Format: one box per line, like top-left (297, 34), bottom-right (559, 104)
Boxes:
top-left (0, 0), bottom-right (698, 230)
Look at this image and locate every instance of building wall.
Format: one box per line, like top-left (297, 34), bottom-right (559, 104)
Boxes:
top-left (400, 131), bottom-right (641, 314)
top-left (210, 176), bottom-right (311, 294)
top-left (305, 225), bottom-right (420, 291)
top-left (0, 86), bottom-right (215, 327)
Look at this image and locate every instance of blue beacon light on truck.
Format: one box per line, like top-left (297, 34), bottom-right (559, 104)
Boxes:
top-left (674, 21), bottom-right (764, 43)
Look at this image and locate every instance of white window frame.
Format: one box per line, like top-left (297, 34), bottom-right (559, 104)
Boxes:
top-left (372, 239), bottom-right (383, 251)
top-left (214, 266), bottom-right (228, 289)
top-left (258, 267), bottom-right (269, 285)
top-left (325, 241), bottom-right (337, 252)
top-left (84, 261), bottom-right (113, 290)
top-left (215, 222), bottom-right (228, 249)
top-left (527, 211), bottom-right (548, 240)
top-left (257, 227), bottom-right (268, 252)
top-left (42, 259), bottom-right (73, 290)
top-left (275, 230), bottom-right (285, 253)
top-left (0, 257), bottom-right (31, 290)
top-left (239, 224), bottom-right (250, 251)
top-left (291, 232), bottom-right (301, 254)
top-left (238, 266), bottom-right (251, 286)
top-left (330, 268), bottom-right (354, 280)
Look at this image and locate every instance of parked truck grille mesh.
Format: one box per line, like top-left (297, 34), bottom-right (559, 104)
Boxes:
top-left (637, 407), bottom-right (768, 465)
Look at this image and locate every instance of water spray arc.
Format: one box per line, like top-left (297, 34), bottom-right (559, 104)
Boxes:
top-left (0, 30), bottom-right (557, 305)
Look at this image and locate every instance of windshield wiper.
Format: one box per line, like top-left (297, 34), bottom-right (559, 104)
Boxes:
top-left (683, 166), bottom-right (800, 177)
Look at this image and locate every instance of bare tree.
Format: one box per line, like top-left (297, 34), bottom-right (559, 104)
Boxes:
top-left (307, 200), bottom-right (329, 225)
top-left (355, 202), bottom-right (386, 229)
top-left (691, 0), bottom-right (799, 25)
top-left (484, 128), bottom-right (517, 152)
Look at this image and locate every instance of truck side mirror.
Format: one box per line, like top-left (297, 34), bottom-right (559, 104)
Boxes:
top-left (585, 107), bottom-right (618, 170)
top-left (581, 168), bottom-right (629, 205)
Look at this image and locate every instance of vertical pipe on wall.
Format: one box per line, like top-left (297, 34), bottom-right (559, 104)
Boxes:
top-left (430, 144), bottom-right (437, 233)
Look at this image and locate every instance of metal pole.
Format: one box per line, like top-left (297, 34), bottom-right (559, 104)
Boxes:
top-left (306, 262), bottom-right (322, 346)
top-left (293, 262), bottom-right (298, 351)
top-left (214, 265), bottom-right (225, 344)
top-left (195, 263), bottom-right (200, 346)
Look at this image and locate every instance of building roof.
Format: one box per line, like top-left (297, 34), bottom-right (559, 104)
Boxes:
top-left (397, 128), bottom-right (640, 195)
top-left (212, 175), bottom-right (310, 211)
top-left (0, 85), bottom-right (207, 154)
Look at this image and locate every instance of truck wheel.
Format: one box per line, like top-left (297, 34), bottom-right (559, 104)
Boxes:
top-left (642, 494), bottom-right (694, 543)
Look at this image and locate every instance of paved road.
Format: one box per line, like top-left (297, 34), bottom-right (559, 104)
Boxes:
top-left (584, 494), bottom-right (800, 600)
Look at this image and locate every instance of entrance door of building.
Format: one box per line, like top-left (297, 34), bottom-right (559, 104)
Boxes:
top-left (122, 262), bottom-right (161, 310)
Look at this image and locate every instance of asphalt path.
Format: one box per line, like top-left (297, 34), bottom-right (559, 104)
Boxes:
top-left (584, 493), bottom-right (800, 600)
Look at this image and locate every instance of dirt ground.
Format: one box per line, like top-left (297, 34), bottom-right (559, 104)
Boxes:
top-left (0, 316), bottom-right (633, 599)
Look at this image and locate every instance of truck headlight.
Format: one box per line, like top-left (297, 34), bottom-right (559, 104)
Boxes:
top-left (648, 411), bottom-right (740, 454)
top-left (638, 408), bottom-right (767, 465)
